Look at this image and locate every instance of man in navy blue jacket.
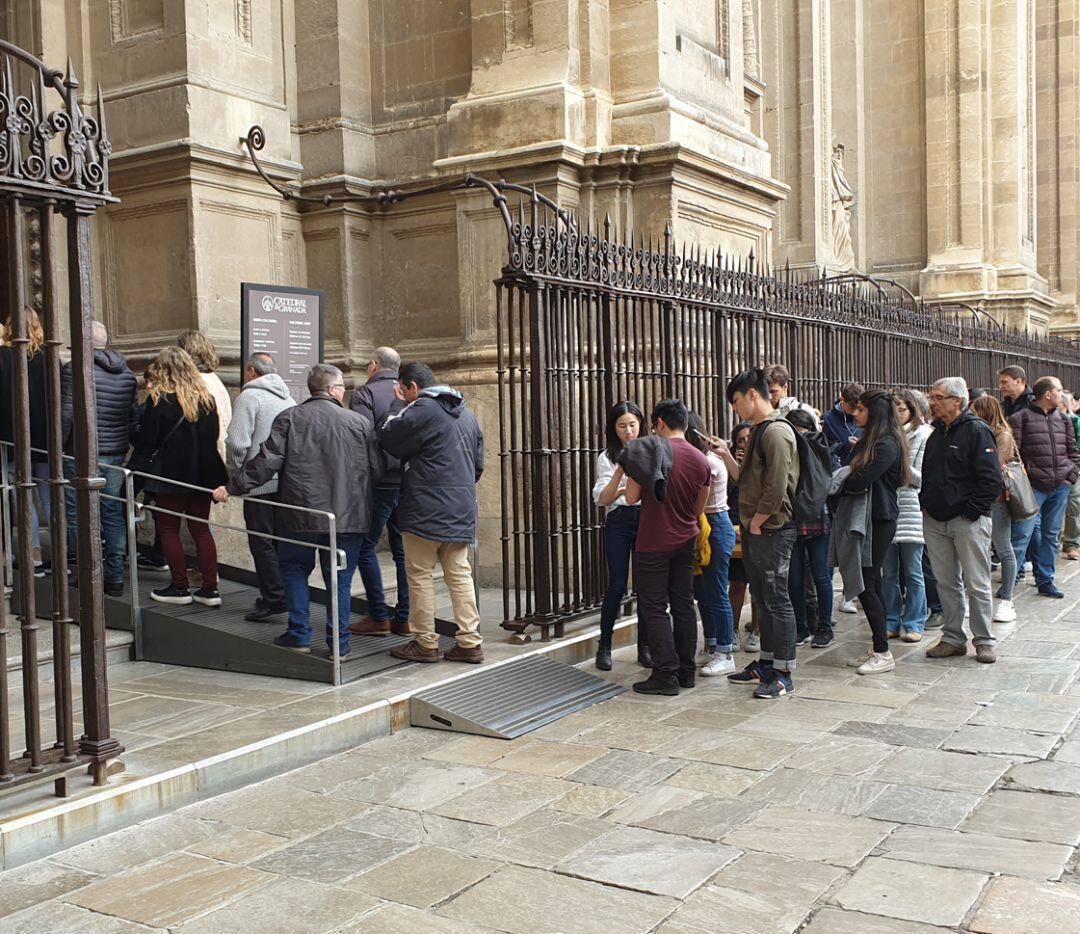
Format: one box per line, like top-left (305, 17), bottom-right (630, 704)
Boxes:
top-left (380, 362), bottom-right (485, 664)
top-left (822, 382), bottom-right (864, 467)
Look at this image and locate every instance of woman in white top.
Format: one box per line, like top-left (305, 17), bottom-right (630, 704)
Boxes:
top-left (686, 412), bottom-right (737, 676)
top-left (592, 401), bottom-right (647, 671)
top-left (177, 330), bottom-right (232, 459)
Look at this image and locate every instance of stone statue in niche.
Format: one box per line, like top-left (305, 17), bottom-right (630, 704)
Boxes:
top-left (831, 143), bottom-right (856, 271)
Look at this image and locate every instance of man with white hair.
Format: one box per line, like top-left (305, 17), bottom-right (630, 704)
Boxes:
top-left (60, 321), bottom-right (137, 596)
top-left (920, 377), bottom-right (1003, 664)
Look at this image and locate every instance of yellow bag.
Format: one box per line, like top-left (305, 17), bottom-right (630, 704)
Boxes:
top-left (693, 514), bottom-right (712, 575)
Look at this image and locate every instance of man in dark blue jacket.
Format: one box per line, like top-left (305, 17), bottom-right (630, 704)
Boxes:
top-left (380, 362), bottom-right (485, 664)
top-left (822, 382), bottom-right (863, 468)
top-left (349, 346), bottom-right (409, 637)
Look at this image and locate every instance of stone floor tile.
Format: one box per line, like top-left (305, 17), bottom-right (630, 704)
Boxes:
top-left (834, 856), bottom-right (987, 926)
top-left (663, 761), bottom-right (763, 797)
top-left (574, 718), bottom-right (699, 753)
top-left (722, 806), bottom-right (895, 867)
top-left (327, 761), bottom-right (500, 811)
top-left (802, 907), bottom-right (961, 933)
top-left (774, 697), bottom-right (895, 724)
top-left (51, 814), bottom-right (214, 875)
top-left (781, 735), bottom-right (896, 776)
top-left (971, 691), bottom-right (1080, 733)
top-left (738, 767), bottom-right (887, 816)
top-left (879, 825), bottom-right (1073, 881)
top-left (564, 748), bottom-right (685, 792)
top-left (362, 728), bottom-right (455, 759)
top-left (727, 716), bottom-right (831, 745)
top-left (338, 903), bottom-right (494, 933)
top-left (968, 876), bottom-right (1080, 933)
top-left (632, 794), bottom-right (765, 842)
top-left (1005, 758), bottom-right (1080, 794)
top-left (251, 827), bottom-right (411, 882)
top-left (278, 748), bottom-right (397, 793)
top-left (438, 864), bottom-right (677, 933)
top-left (797, 682), bottom-right (917, 709)
top-left (556, 825), bottom-right (739, 898)
top-left (607, 784), bottom-right (708, 825)
top-left (961, 788), bottom-right (1080, 845)
top-left (862, 785), bottom-right (982, 829)
top-left (428, 774), bottom-right (574, 826)
top-left (551, 783), bottom-right (632, 817)
top-left (662, 879), bottom-right (823, 934)
top-left (465, 808), bottom-right (614, 869)
top-left (176, 877), bottom-right (379, 933)
top-left (995, 639), bottom-right (1077, 659)
top-left (865, 746), bottom-right (1010, 793)
top-left (2, 902), bottom-right (154, 934)
top-left (342, 806), bottom-right (491, 851)
top-left (1057, 739), bottom-right (1080, 763)
top-left (830, 720), bottom-right (951, 749)
top-left (888, 691), bottom-right (994, 728)
top-left (654, 730), bottom-right (804, 771)
top-left (193, 784), bottom-right (369, 838)
top-left (491, 740), bottom-right (609, 776)
top-left (659, 708), bottom-right (755, 731)
top-left (63, 854), bottom-right (271, 928)
top-left (106, 693), bottom-right (249, 739)
top-left (943, 725), bottom-right (1058, 758)
top-left (185, 825), bottom-right (289, 864)
top-left (420, 735), bottom-right (527, 767)
top-left (347, 845), bottom-right (500, 908)
top-left (0, 861), bottom-right (98, 920)
top-left (528, 708), bottom-right (616, 742)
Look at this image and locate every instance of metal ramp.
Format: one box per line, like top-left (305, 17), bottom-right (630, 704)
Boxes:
top-left (410, 655), bottom-right (625, 738)
top-left (16, 568), bottom-right (455, 685)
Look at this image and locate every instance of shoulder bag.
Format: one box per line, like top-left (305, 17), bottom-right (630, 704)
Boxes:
top-left (1003, 459), bottom-right (1038, 521)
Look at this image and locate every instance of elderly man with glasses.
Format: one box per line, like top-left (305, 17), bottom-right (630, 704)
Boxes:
top-left (919, 377), bottom-right (1003, 664)
top-left (214, 363), bottom-right (380, 659)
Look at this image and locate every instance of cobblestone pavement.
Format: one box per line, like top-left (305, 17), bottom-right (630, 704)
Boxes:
top-left (3, 563), bottom-right (1080, 933)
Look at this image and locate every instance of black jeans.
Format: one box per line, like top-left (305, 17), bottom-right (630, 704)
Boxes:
top-left (922, 547), bottom-right (942, 614)
top-left (600, 506), bottom-right (639, 644)
top-left (633, 538), bottom-right (696, 679)
top-left (742, 523), bottom-right (798, 669)
top-left (244, 495), bottom-right (284, 607)
top-left (859, 518), bottom-right (898, 654)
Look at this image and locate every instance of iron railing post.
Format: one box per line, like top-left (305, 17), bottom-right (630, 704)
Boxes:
top-left (328, 515), bottom-right (341, 686)
top-left (123, 469), bottom-right (142, 657)
top-left (527, 282), bottom-right (556, 640)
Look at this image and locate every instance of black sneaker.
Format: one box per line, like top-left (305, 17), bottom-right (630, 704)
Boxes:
top-left (811, 629), bottom-right (834, 648)
top-left (273, 633), bottom-right (311, 654)
top-left (632, 674), bottom-right (679, 696)
top-left (192, 587), bottom-right (222, 607)
top-left (245, 603), bottom-right (285, 622)
top-left (138, 554), bottom-right (169, 572)
top-left (727, 659), bottom-right (771, 684)
top-left (595, 644), bottom-right (612, 671)
top-left (1037, 583), bottom-right (1065, 599)
top-left (795, 631), bottom-right (811, 647)
top-left (151, 584), bottom-right (192, 605)
top-left (104, 582), bottom-right (124, 598)
top-left (677, 671), bottom-right (696, 689)
top-left (753, 669), bottom-right (795, 699)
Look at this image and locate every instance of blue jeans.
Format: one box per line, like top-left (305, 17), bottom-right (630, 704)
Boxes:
top-left (883, 541), bottom-right (927, 634)
top-left (5, 461), bottom-right (51, 553)
top-left (693, 511), bottom-right (736, 652)
top-left (789, 532), bottom-right (833, 638)
top-left (600, 506), bottom-right (639, 643)
top-left (279, 532), bottom-right (362, 653)
top-left (65, 454), bottom-right (126, 585)
top-left (1012, 484), bottom-right (1070, 587)
top-left (356, 486), bottom-right (408, 624)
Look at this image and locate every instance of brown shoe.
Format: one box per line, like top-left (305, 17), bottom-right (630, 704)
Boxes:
top-left (389, 640), bottom-right (440, 663)
top-left (349, 616), bottom-right (391, 637)
top-left (391, 619), bottom-right (412, 636)
top-left (1067, 548), bottom-right (1080, 561)
top-left (925, 640), bottom-right (967, 659)
top-left (975, 643), bottom-right (997, 664)
top-left (444, 644), bottom-right (484, 664)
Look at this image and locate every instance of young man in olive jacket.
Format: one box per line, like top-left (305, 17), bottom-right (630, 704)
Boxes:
top-left (921, 377), bottom-right (1002, 663)
top-left (379, 362), bottom-right (485, 664)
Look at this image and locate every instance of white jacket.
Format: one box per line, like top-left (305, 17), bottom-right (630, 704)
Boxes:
top-left (893, 423), bottom-right (932, 544)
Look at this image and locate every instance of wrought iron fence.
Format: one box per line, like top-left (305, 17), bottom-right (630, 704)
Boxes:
top-left (496, 202), bottom-right (1080, 638)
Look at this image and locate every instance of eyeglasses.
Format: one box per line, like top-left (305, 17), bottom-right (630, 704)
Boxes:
top-left (928, 394), bottom-right (956, 402)
top-left (329, 383), bottom-right (345, 391)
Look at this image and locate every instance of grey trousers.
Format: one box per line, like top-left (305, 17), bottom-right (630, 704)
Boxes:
top-left (923, 514), bottom-right (995, 647)
top-left (990, 501), bottom-right (1016, 601)
top-left (742, 523), bottom-right (798, 670)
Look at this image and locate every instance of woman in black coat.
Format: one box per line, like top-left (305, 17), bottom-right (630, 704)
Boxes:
top-left (129, 346), bottom-right (227, 607)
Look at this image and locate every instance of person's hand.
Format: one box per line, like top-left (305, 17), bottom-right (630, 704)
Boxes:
top-left (211, 486), bottom-right (229, 504)
top-left (615, 486), bottom-right (627, 499)
top-left (708, 436), bottom-right (729, 456)
top-left (848, 435), bottom-right (859, 446)
top-left (393, 382), bottom-right (406, 401)
top-left (749, 515), bottom-right (766, 535)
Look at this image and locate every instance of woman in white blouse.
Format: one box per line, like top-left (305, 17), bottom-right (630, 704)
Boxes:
top-left (592, 401), bottom-right (648, 671)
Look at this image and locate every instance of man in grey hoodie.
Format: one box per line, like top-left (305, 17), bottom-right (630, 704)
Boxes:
top-left (225, 353), bottom-right (295, 620)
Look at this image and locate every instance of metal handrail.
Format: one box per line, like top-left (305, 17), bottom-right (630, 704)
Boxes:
top-left (0, 442), bottom-right (349, 685)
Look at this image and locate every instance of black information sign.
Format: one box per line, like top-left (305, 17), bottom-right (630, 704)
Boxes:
top-left (240, 283), bottom-right (324, 403)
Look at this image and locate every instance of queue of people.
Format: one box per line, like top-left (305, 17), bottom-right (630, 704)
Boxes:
top-left (596, 363), bottom-right (1080, 698)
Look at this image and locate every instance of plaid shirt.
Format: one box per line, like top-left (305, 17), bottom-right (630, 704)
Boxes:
top-left (796, 511), bottom-right (830, 539)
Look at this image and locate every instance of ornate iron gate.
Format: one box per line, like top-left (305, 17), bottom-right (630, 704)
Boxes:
top-left (0, 41), bottom-right (121, 793)
top-left (495, 200), bottom-right (1080, 638)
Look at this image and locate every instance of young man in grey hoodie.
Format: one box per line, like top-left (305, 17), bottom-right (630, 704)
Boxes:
top-left (225, 353), bottom-right (295, 621)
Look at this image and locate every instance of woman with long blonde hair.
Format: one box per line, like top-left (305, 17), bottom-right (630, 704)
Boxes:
top-left (177, 330), bottom-right (231, 457)
top-left (130, 345), bottom-right (227, 606)
top-left (971, 393), bottom-right (1019, 622)
top-left (0, 308), bottom-right (51, 571)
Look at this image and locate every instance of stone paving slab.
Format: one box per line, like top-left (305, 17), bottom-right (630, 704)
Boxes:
top-left (960, 788), bottom-right (1080, 845)
top-left (802, 907), bottom-right (958, 933)
top-left (943, 724), bottom-right (1059, 758)
top-left (1004, 758), bottom-right (1080, 794)
top-left (967, 876), bottom-right (1080, 933)
top-left (722, 807), bottom-right (895, 868)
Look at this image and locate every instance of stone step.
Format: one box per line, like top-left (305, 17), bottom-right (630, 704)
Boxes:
top-left (4, 618), bottom-right (134, 675)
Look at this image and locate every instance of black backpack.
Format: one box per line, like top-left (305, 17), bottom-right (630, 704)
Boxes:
top-left (757, 421), bottom-right (833, 523)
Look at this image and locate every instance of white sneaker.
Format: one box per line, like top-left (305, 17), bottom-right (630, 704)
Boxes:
top-left (743, 632), bottom-right (761, 652)
top-left (857, 651), bottom-right (896, 675)
top-left (695, 649), bottom-right (716, 668)
top-left (839, 599), bottom-right (858, 614)
top-left (701, 653), bottom-right (736, 677)
top-left (847, 648), bottom-right (874, 668)
top-left (993, 599), bottom-right (1017, 623)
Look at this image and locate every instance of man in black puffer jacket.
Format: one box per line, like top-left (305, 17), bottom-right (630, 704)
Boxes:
top-left (379, 362), bottom-right (485, 665)
top-left (1009, 376), bottom-right (1080, 598)
top-left (60, 322), bottom-right (137, 595)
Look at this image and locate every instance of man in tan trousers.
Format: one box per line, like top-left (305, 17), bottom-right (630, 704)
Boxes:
top-left (378, 362), bottom-right (485, 663)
